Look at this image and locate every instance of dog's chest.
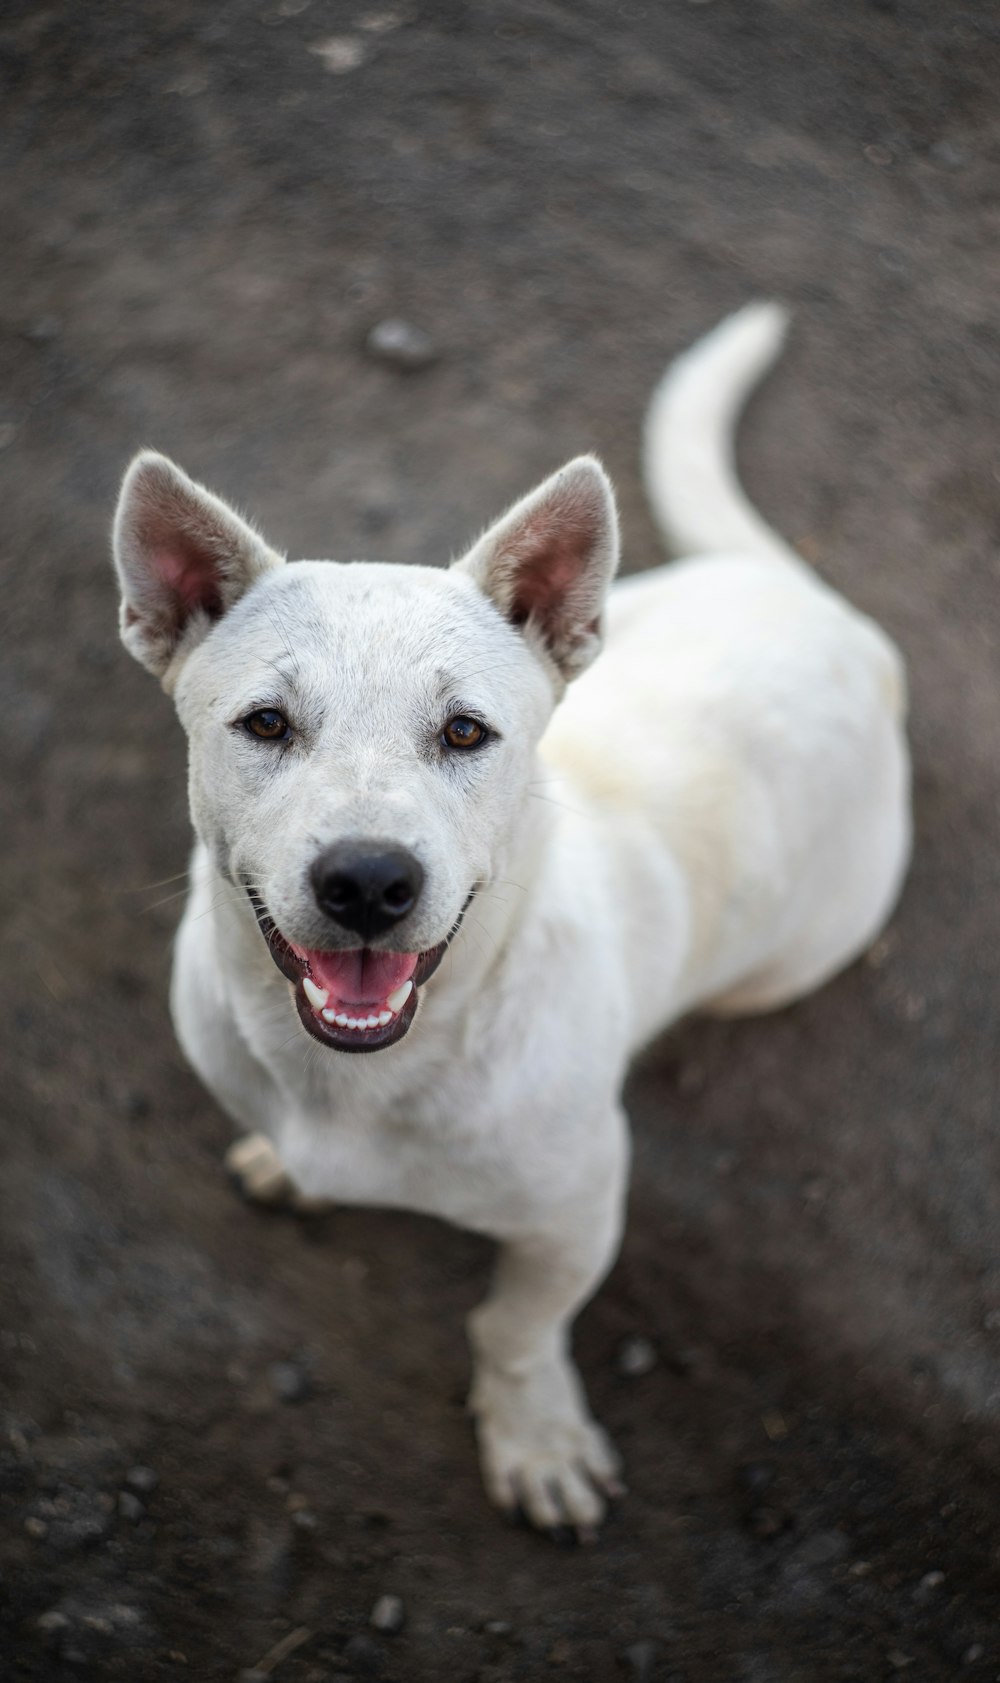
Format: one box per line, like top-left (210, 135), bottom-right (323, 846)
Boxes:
top-left (269, 1031), bottom-right (512, 1220)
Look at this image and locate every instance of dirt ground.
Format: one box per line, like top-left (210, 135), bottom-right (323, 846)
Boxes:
top-left (2, 1), bottom-right (999, 1678)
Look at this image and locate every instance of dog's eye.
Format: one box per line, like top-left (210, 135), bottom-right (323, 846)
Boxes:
top-left (243, 708), bottom-right (290, 741)
top-left (441, 715), bottom-right (487, 750)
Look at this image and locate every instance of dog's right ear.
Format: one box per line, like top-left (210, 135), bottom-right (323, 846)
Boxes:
top-left (112, 451), bottom-right (284, 687)
top-left (452, 456), bottom-right (619, 686)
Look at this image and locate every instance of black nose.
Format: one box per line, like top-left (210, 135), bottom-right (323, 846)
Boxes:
top-left (310, 842), bottom-right (425, 941)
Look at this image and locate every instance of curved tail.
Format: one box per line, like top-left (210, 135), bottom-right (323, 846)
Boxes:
top-left (643, 302), bottom-right (803, 568)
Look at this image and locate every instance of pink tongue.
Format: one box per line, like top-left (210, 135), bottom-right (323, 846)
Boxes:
top-left (302, 948), bottom-right (419, 1006)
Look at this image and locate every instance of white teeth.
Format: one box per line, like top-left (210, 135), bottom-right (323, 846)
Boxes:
top-left (320, 1005), bottom-right (398, 1032)
top-left (386, 979), bottom-right (413, 1013)
top-left (303, 977), bottom-right (329, 1010)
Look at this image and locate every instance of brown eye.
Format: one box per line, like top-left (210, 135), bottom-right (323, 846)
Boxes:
top-left (441, 714), bottom-right (487, 750)
top-left (244, 708), bottom-right (289, 741)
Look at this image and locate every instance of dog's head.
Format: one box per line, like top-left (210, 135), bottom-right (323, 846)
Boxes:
top-left (113, 451), bottom-right (618, 1051)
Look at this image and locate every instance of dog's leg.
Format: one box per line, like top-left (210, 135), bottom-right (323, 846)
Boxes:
top-left (467, 1136), bottom-right (628, 1538)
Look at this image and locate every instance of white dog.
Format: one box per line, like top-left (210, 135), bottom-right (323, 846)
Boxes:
top-left (112, 306), bottom-right (910, 1538)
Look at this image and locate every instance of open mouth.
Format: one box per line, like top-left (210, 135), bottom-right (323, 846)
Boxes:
top-left (246, 890), bottom-right (471, 1053)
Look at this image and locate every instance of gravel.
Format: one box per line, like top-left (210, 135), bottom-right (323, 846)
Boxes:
top-left (267, 1359), bottom-right (312, 1403)
top-left (616, 1335), bottom-right (658, 1377)
top-left (365, 318), bottom-right (439, 372)
top-left (370, 1593), bottom-right (405, 1633)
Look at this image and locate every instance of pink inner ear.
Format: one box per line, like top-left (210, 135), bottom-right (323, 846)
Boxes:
top-left (154, 547), bottom-right (224, 622)
top-left (507, 522), bottom-right (589, 627)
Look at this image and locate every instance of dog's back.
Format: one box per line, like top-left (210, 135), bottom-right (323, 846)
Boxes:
top-left (541, 306), bottom-right (911, 1031)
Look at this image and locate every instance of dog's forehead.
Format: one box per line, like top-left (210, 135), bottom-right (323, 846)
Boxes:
top-left (211, 559), bottom-right (519, 701)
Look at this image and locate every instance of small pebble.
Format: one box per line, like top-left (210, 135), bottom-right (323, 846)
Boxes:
top-left (125, 1465), bottom-right (159, 1494)
top-left (365, 318), bottom-right (439, 372)
top-left (118, 1492), bottom-right (144, 1522)
top-left (25, 1516), bottom-right (48, 1539)
top-left (359, 7), bottom-right (410, 31)
top-left (308, 35), bottom-right (368, 74)
top-left (617, 1335), bottom-right (657, 1378)
top-left (370, 1594), bottom-right (404, 1633)
top-left (36, 1609), bottom-right (70, 1635)
top-left (919, 1569), bottom-right (945, 1590)
top-left (484, 1620), bottom-right (512, 1636)
top-left (962, 1646), bottom-right (984, 1664)
top-left (59, 1515), bottom-right (112, 1551)
top-left (268, 1360), bottom-right (311, 1403)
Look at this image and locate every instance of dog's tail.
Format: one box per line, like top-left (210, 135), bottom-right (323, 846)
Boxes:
top-left (643, 302), bottom-right (804, 568)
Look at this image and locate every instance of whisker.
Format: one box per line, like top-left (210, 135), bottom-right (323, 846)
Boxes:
top-left (184, 889), bottom-right (249, 925)
top-left (467, 914), bottom-right (500, 962)
top-left (528, 790), bottom-right (584, 816)
top-left (142, 886), bottom-right (197, 913)
top-left (124, 868), bottom-right (191, 894)
top-left (273, 1020), bottom-right (309, 1056)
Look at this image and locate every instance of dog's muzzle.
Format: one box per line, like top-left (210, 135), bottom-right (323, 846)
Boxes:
top-left (246, 888), bottom-right (473, 1053)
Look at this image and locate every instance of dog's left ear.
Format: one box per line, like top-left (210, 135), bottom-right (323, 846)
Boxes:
top-left (112, 450), bottom-right (284, 689)
top-left (453, 456), bottom-right (619, 682)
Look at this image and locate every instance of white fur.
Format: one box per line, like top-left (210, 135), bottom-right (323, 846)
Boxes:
top-left (113, 307), bottom-right (910, 1536)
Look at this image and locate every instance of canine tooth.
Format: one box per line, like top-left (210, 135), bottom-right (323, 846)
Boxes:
top-left (377, 1010), bottom-right (392, 1027)
top-left (386, 979), bottom-right (413, 1013)
top-left (303, 978), bottom-right (329, 1010)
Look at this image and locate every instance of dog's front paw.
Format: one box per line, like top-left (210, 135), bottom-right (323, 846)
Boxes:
top-left (470, 1361), bottom-right (624, 1539)
top-left (226, 1131), bottom-right (294, 1203)
top-left (224, 1132), bottom-right (329, 1213)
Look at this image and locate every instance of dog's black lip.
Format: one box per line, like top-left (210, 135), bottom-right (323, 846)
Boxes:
top-left (245, 886), bottom-right (475, 1053)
